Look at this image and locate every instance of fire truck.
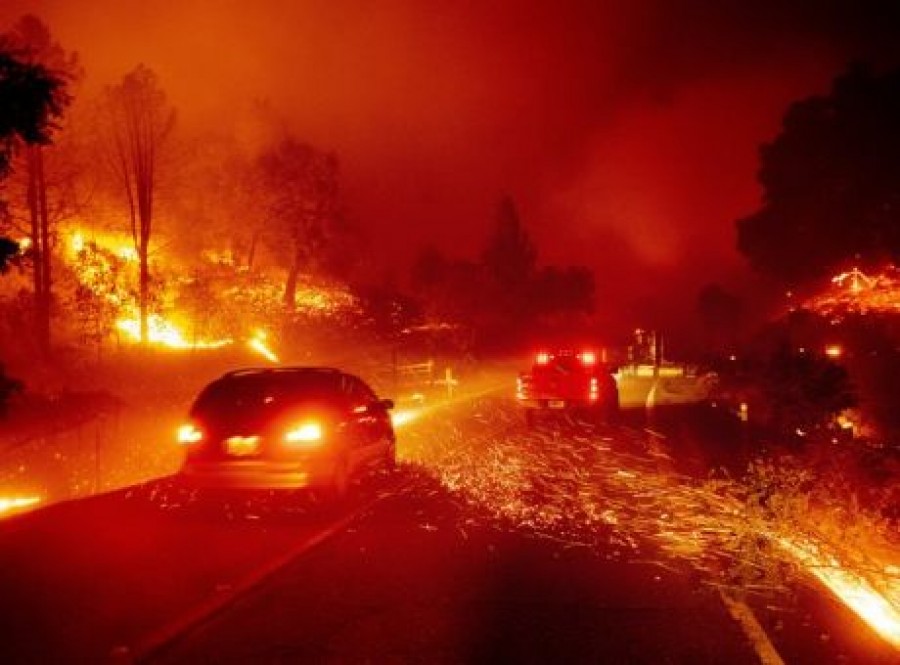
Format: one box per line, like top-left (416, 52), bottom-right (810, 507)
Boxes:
top-left (516, 349), bottom-right (619, 426)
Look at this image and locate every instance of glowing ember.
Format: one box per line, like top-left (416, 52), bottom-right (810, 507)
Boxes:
top-left (399, 396), bottom-right (900, 652)
top-left (0, 496), bottom-right (41, 517)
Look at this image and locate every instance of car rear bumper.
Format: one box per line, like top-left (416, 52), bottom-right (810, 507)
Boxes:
top-left (179, 459), bottom-right (333, 490)
top-left (517, 398), bottom-right (601, 410)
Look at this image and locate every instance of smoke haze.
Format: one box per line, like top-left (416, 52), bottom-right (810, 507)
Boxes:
top-left (3, 0), bottom-right (899, 324)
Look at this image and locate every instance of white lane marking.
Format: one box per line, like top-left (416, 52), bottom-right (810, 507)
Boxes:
top-left (626, 396), bottom-right (781, 662)
top-left (646, 380), bottom-right (659, 409)
top-left (719, 590), bottom-right (786, 665)
top-left (125, 494), bottom-right (393, 664)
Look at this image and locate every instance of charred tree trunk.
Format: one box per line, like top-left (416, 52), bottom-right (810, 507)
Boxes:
top-left (137, 192), bottom-right (152, 344)
top-left (139, 244), bottom-right (150, 343)
top-left (26, 147), bottom-right (42, 344)
top-left (37, 147), bottom-right (52, 355)
top-left (283, 259), bottom-right (299, 310)
top-left (247, 229), bottom-right (260, 270)
top-left (136, 122), bottom-right (154, 345)
top-left (27, 145), bottom-right (51, 356)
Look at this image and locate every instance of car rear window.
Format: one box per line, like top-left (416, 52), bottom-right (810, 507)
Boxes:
top-left (535, 356), bottom-right (584, 373)
top-left (192, 372), bottom-right (342, 417)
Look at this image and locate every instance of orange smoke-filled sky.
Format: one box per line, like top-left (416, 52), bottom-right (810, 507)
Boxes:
top-left (3, 0), bottom-right (900, 320)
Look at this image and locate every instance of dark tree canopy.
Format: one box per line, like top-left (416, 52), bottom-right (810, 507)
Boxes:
top-left (0, 237), bottom-right (18, 272)
top-left (761, 344), bottom-right (857, 435)
top-left (532, 265), bottom-right (595, 315)
top-left (0, 46), bottom-right (67, 176)
top-left (257, 137), bottom-right (341, 307)
top-left (737, 63), bottom-right (900, 284)
top-left (482, 196), bottom-right (537, 291)
top-left (697, 282), bottom-right (741, 350)
top-left (410, 245), bottom-right (449, 293)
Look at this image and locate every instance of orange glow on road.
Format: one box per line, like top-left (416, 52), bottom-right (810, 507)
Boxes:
top-left (391, 408), bottom-right (421, 428)
top-left (0, 496), bottom-right (42, 518)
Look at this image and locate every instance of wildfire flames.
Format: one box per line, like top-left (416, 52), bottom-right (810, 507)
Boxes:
top-left (805, 266), bottom-right (900, 316)
top-left (62, 226), bottom-right (357, 361)
top-left (400, 397), bottom-right (900, 651)
top-left (115, 314), bottom-right (233, 349)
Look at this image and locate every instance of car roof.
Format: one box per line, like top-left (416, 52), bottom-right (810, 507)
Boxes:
top-left (219, 366), bottom-right (346, 380)
top-left (535, 349), bottom-right (591, 359)
top-left (207, 367), bottom-right (364, 391)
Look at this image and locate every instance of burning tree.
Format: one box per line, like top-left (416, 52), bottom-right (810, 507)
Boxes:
top-left (98, 65), bottom-right (174, 344)
top-left (63, 239), bottom-right (130, 354)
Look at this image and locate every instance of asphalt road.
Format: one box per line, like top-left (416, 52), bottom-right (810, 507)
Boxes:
top-left (149, 472), bottom-right (759, 665)
top-left (0, 393), bottom-right (898, 664)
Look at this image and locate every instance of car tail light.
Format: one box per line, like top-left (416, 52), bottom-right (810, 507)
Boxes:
top-left (580, 351), bottom-right (597, 366)
top-left (177, 422), bottom-right (204, 445)
top-left (535, 352), bottom-right (551, 365)
top-left (284, 422), bottom-right (324, 448)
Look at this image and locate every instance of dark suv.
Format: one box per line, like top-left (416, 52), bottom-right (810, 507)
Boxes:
top-left (178, 367), bottom-right (396, 498)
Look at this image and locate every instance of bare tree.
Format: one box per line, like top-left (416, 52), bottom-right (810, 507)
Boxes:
top-left (99, 65), bottom-right (174, 342)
